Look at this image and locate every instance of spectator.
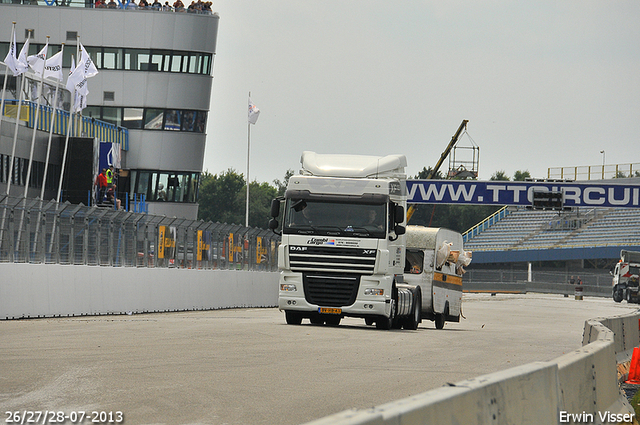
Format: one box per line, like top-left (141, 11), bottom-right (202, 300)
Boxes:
top-left (162, 1), bottom-right (172, 10)
top-left (138, 0), bottom-right (149, 8)
top-left (126, 0), bottom-right (137, 9)
top-left (173, 0), bottom-right (185, 11)
top-left (95, 168), bottom-right (108, 203)
top-left (95, 0), bottom-right (106, 8)
top-left (151, 0), bottom-right (161, 9)
top-left (107, 0), bottom-right (117, 8)
top-left (106, 185), bottom-right (122, 210)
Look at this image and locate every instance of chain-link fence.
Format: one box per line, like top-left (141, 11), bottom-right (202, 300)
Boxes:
top-left (0, 195), bottom-right (279, 271)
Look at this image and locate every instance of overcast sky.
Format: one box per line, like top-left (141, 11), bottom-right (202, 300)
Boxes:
top-left (204, 1), bottom-right (639, 185)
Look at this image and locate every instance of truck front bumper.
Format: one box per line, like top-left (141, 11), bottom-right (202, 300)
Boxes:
top-left (278, 272), bottom-right (393, 318)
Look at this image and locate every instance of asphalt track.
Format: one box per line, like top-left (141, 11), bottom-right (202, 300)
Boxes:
top-left (0, 294), bottom-right (637, 425)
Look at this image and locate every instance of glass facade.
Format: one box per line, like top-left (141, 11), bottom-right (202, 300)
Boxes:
top-left (130, 170), bottom-right (199, 203)
top-left (0, 43), bottom-right (212, 76)
top-left (83, 106), bottom-right (206, 133)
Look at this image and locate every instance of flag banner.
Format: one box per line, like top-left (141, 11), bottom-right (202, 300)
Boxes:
top-left (248, 97), bottom-right (260, 124)
top-left (79, 43), bottom-right (99, 78)
top-left (66, 57), bottom-right (88, 96)
top-left (16, 37), bottom-right (30, 75)
top-left (4, 30), bottom-right (20, 76)
top-left (28, 42), bottom-right (49, 75)
top-left (43, 51), bottom-right (63, 81)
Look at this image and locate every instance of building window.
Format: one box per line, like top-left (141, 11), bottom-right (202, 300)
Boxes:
top-left (144, 109), bottom-right (164, 130)
top-left (131, 170), bottom-right (199, 203)
top-left (122, 108), bottom-right (143, 129)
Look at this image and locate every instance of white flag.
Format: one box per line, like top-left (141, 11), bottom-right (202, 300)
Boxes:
top-left (16, 37), bottom-right (30, 76)
top-left (248, 97), bottom-right (260, 125)
top-left (43, 51), bottom-right (64, 82)
top-left (4, 30), bottom-right (20, 76)
top-left (79, 42), bottom-right (98, 78)
top-left (28, 41), bottom-right (49, 75)
top-left (66, 56), bottom-right (88, 96)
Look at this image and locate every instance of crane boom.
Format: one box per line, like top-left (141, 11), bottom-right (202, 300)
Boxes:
top-left (407, 119), bottom-right (469, 223)
top-left (427, 119), bottom-right (469, 179)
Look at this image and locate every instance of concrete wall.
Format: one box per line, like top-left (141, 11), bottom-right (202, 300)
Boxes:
top-left (0, 263), bottom-right (278, 320)
top-left (305, 311), bottom-right (640, 425)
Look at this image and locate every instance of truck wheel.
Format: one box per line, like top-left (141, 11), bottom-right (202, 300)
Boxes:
top-left (613, 286), bottom-right (623, 303)
top-left (285, 311), bottom-right (303, 325)
top-left (403, 288), bottom-right (422, 330)
top-left (365, 318), bottom-right (375, 326)
top-left (376, 286), bottom-right (397, 330)
top-left (435, 313), bottom-right (445, 330)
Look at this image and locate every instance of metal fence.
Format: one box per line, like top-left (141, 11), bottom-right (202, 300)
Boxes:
top-left (465, 268), bottom-right (613, 288)
top-left (0, 194), bottom-right (279, 271)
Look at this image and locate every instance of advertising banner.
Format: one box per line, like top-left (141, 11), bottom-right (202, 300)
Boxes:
top-left (406, 180), bottom-right (640, 208)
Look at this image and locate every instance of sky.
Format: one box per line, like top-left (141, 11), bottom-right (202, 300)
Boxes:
top-left (204, 1), bottom-right (640, 185)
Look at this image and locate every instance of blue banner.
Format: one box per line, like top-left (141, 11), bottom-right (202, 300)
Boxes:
top-left (406, 180), bottom-right (640, 208)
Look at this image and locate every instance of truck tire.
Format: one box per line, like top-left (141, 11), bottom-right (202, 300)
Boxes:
top-left (376, 285), bottom-right (398, 330)
top-left (285, 311), bottom-right (303, 325)
top-left (403, 288), bottom-right (422, 330)
top-left (365, 318), bottom-right (375, 326)
top-left (613, 286), bottom-right (623, 303)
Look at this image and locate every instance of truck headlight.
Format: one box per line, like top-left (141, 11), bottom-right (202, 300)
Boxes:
top-left (280, 284), bottom-right (297, 292)
top-left (364, 288), bottom-right (384, 296)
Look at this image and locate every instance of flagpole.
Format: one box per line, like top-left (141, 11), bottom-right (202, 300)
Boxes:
top-left (246, 91), bottom-right (250, 228)
top-left (6, 31), bottom-right (31, 197)
top-left (40, 43), bottom-right (64, 200)
top-left (23, 36), bottom-right (50, 199)
top-left (57, 54), bottom-right (77, 203)
top-left (0, 22), bottom-right (18, 253)
top-left (0, 22), bottom-right (16, 139)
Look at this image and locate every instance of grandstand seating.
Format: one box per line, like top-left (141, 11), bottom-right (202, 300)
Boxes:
top-left (464, 207), bottom-right (640, 252)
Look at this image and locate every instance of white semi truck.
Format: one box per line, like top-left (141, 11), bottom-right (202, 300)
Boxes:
top-left (612, 250), bottom-right (640, 303)
top-left (268, 151), bottom-right (471, 330)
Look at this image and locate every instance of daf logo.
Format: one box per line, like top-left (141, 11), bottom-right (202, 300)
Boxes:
top-left (290, 246), bottom-right (307, 251)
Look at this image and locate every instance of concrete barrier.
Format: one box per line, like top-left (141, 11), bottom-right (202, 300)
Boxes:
top-left (0, 263), bottom-right (279, 319)
top-left (304, 310), bottom-right (640, 425)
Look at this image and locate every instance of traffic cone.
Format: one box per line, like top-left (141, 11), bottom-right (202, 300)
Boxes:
top-left (626, 347), bottom-right (640, 384)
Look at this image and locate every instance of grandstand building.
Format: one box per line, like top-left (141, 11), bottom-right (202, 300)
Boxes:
top-left (0, 3), bottom-right (219, 220)
top-left (463, 177), bottom-right (640, 286)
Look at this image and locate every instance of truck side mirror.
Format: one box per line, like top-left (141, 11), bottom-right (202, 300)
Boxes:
top-left (394, 225), bottom-right (406, 235)
top-left (269, 218), bottom-right (279, 230)
top-left (270, 199), bottom-right (281, 218)
top-left (394, 205), bottom-right (405, 224)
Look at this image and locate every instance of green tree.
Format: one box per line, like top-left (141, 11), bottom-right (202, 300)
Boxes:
top-left (513, 170), bottom-right (531, 181)
top-left (273, 169), bottom-right (294, 197)
top-left (246, 180), bottom-right (278, 228)
top-left (490, 170), bottom-right (510, 181)
top-left (197, 169), bottom-right (246, 224)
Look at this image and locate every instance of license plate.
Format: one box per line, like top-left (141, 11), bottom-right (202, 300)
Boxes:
top-left (318, 307), bottom-right (342, 315)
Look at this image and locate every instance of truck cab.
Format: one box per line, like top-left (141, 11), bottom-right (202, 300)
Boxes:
top-left (270, 152), bottom-right (408, 329)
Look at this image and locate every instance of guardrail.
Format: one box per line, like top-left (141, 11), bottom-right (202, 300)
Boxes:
top-left (462, 206), bottom-right (509, 243)
top-left (2, 98), bottom-right (129, 150)
top-left (304, 309), bottom-right (639, 425)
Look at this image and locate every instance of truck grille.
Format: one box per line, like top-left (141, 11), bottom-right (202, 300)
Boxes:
top-left (289, 246), bottom-right (376, 274)
top-left (303, 273), bottom-right (360, 307)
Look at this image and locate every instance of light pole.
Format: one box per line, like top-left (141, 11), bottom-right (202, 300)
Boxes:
top-left (600, 150), bottom-right (605, 179)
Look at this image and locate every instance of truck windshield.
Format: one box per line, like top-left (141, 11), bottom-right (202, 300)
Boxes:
top-left (283, 199), bottom-right (386, 238)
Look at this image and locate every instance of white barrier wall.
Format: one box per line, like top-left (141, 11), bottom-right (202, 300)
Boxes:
top-left (306, 312), bottom-right (640, 425)
top-left (0, 263), bottom-right (279, 319)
